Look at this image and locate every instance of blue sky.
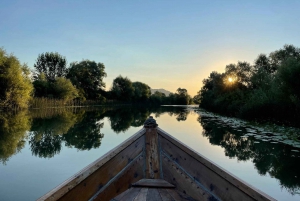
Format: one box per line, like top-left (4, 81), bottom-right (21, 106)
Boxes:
top-left (1, 0), bottom-right (300, 95)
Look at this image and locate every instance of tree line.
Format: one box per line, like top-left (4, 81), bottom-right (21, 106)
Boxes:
top-left (0, 49), bottom-right (193, 109)
top-left (198, 44), bottom-right (300, 126)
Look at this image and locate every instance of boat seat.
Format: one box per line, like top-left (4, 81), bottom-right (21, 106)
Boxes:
top-left (132, 179), bottom-right (175, 188)
top-left (111, 179), bottom-right (196, 201)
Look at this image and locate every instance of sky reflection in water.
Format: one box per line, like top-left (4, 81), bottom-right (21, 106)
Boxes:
top-left (0, 106), bottom-right (299, 201)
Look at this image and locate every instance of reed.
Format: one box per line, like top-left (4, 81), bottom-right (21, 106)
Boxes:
top-left (29, 98), bottom-right (129, 109)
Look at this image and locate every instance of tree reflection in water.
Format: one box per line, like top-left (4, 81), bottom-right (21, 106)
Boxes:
top-left (63, 110), bottom-right (105, 150)
top-left (29, 109), bottom-right (79, 158)
top-left (0, 106), bottom-right (190, 162)
top-left (199, 116), bottom-right (300, 195)
top-left (0, 110), bottom-right (31, 164)
top-left (1, 106), bottom-right (299, 196)
top-left (28, 108), bottom-right (107, 158)
top-left (26, 106), bottom-right (191, 158)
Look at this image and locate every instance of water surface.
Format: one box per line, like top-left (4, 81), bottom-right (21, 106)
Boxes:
top-left (0, 106), bottom-right (299, 200)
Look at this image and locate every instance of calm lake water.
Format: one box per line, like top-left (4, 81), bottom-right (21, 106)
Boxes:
top-left (0, 106), bottom-right (299, 201)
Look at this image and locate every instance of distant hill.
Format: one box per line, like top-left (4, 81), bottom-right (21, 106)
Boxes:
top-left (150, 88), bottom-right (172, 96)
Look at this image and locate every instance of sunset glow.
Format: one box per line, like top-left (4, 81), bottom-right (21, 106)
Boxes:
top-left (1, 1), bottom-right (300, 96)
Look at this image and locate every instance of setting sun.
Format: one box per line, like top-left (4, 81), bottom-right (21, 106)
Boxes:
top-left (228, 77), bottom-right (233, 82)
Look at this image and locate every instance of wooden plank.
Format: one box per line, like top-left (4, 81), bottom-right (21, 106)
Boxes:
top-left (145, 127), bottom-right (160, 179)
top-left (166, 189), bottom-right (184, 201)
top-left (93, 154), bottom-right (145, 201)
top-left (133, 188), bottom-right (148, 201)
top-left (60, 138), bottom-right (145, 201)
top-left (158, 128), bottom-right (275, 201)
top-left (132, 179), bottom-right (175, 188)
top-left (59, 135), bottom-right (145, 201)
top-left (147, 188), bottom-right (162, 201)
top-left (166, 189), bottom-right (196, 201)
top-left (38, 128), bottom-right (146, 201)
top-left (118, 187), bottom-right (141, 201)
top-left (111, 188), bottom-right (134, 201)
top-left (161, 154), bottom-right (214, 201)
top-left (161, 137), bottom-right (250, 201)
top-left (157, 189), bottom-right (175, 201)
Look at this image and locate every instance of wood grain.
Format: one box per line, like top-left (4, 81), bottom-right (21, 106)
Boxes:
top-left (147, 188), bottom-right (162, 201)
top-left (118, 187), bottom-right (141, 201)
top-left (161, 154), bottom-right (213, 201)
top-left (158, 128), bottom-right (275, 201)
top-left (111, 188), bottom-right (133, 201)
top-left (37, 129), bottom-right (145, 201)
top-left (132, 179), bottom-right (175, 188)
top-left (145, 127), bottom-right (160, 179)
top-left (93, 154), bottom-right (144, 201)
top-left (157, 189), bottom-right (175, 201)
top-left (133, 188), bottom-right (148, 201)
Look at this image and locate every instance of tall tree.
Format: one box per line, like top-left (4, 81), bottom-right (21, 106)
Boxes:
top-left (253, 54), bottom-right (274, 74)
top-left (34, 52), bottom-right (67, 82)
top-left (225, 61), bottom-right (253, 88)
top-left (132, 81), bottom-right (151, 102)
top-left (175, 88), bottom-right (191, 105)
top-left (193, 92), bottom-right (201, 104)
top-left (110, 76), bottom-right (134, 101)
top-left (32, 73), bottom-right (50, 97)
top-left (52, 77), bottom-right (78, 102)
top-left (150, 91), bottom-right (166, 105)
top-left (67, 60), bottom-right (106, 100)
top-left (269, 44), bottom-right (300, 71)
top-left (275, 58), bottom-right (300, 107)
top-left (0, 48), bottom-right (33, 109)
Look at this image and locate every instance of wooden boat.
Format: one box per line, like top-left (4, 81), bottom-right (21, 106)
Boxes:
top-left (38, 117), bottom-right (276, 201)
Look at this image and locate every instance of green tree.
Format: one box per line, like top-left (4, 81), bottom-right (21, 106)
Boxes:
top-left (32, 73), bottom-right (50, 97)
top-left (110, 76), bottom-right (134, 101)
top-left (132, 81), bottom-right (151, 102)
top-left (175, 88), bottom-right (191, 105)
top-left (167, 93), bottom-right (176, 104)
top-left (150, 91), bottom-right (166, 105)
top-left (269, 44), bottom-right (300, 71)
top-left (52, 77), bottom-right (78, 102)
top-left (225, 61), bottom-right (253, 88)
top-left (253, 54), bottom-right (274, 74)
top-left (67, 60), bottom-right (107, 100)
top-left (34, 52), bottom-right (67, 82)
top-left (0, 48), bottom-right (33, 109)
top-left (193, 92), bottom-right (201, 104)
top-left (198, 44), bottom-right (300, 126)
top-left (275, 58), bottom-right (300, 108)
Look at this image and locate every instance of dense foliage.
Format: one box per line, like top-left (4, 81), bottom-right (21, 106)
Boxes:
top-left (32, 52), bottom-right (80, 102)
top-left (108, 75), bottom-right (193, 105)
top-left (67, 60), bottom-right (107, 100)
top-left (132, 81), bottom-right (151, 102)
top-left (0, 48), bottom-right (201, 109)
top-left (34, 52), bottom-right (67, 82)
top-left (0, 48), bottom-right (33, 109)
top-left (110, 76), bottom-right (134, 101)
top-left (0, 110), bottom-right (31, 163)
top-left (199, 45), bottom-right (300, 125)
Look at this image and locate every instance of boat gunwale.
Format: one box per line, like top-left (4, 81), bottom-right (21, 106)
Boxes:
top-left (37, 126), bottom-right (277, 201)
top-left (37, 128), bottom-right (146, 201)
top-left (157, 127), bottom-right (276, 201)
